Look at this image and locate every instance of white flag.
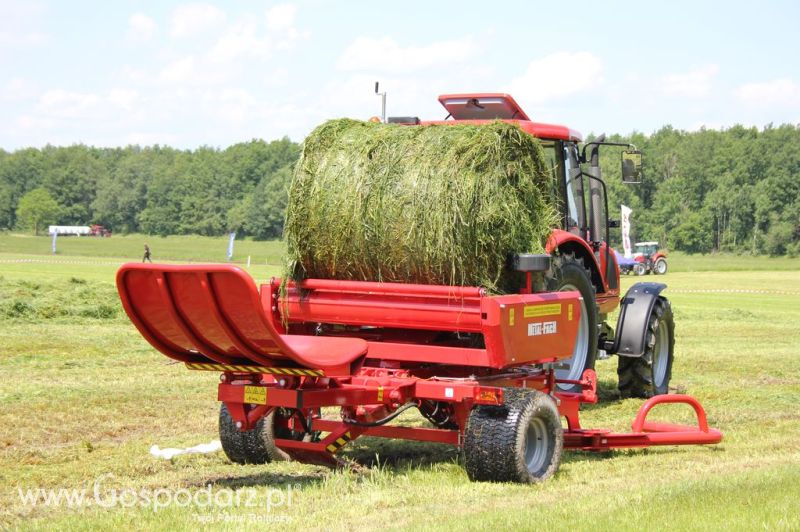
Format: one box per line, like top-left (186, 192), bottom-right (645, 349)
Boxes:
top-left (621, 205), bottom-right (633, 258)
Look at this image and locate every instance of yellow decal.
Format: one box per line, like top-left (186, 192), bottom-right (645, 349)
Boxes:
top-left (523, 303), bottom-right (562, 318)
top-left (377, 386), bottom-right (384, 402)
top-left (568, 304), bottom-right (573, 321)
top-left (243, 385), bottom-right (267, 405)
top-left (509, 308), bottom-right (515, 326)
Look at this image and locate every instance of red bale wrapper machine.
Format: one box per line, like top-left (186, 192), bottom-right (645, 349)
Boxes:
top-left (116, 94), bottom-right (721, 482)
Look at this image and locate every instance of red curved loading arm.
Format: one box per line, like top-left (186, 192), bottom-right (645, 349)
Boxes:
top-left (116, 264), bottom-right (367, 374)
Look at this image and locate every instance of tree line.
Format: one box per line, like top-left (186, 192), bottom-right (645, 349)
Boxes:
top-left (0, 123), bottom-right (798, 255)
top-left (0, 138), bottom-right (298, 240)
top-left (601, 123), bottom-right (800, 256)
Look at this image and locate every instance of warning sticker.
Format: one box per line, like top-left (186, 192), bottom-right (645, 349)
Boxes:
top-left (243, 385), bottom-right (267, 405)
top-left (528, 321), bottom-right (558, 336)
top-left (523, 303), bottom-right (562, 318)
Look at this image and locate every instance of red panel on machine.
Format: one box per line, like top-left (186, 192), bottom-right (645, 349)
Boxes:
top-left (481, 292), bottom-right (581, 367)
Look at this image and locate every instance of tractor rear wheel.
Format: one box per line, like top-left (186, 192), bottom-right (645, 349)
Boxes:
top-left (219, 405), bottom-right (308, 464)
top-left (617, 297), bottom-right (675, 398)
top-left (546, 253), bottom-right (598, 393)
top-left (654, 258), bottom-right (668, 275)
top-left (463, 388), bottom-right (563, 483)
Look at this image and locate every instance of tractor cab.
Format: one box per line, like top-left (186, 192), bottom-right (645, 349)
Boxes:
top-left (634, 241), bottom-right (661, 259)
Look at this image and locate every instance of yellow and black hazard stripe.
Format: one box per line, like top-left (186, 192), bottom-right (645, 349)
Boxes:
top-left (184, 362), bottom-right (324, 377)
top-left (325, 431), bottom-right (353, 454)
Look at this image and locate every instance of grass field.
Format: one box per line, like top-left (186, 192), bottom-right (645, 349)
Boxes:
top-left (1, 233), bottom-right (798, 530)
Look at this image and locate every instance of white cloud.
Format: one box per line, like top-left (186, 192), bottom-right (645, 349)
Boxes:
top-left (170, 3), bottom-right (226, 38)
top-left (736, 78), bottom-right (800, 108)
top-left (38, 89), bottom-right (101, 119)
top-left (30, 88), bottom-right (143, 124)
top-left (159, 56), bottom-right (197, 84)
top-left (207, 5), bottom-right (307, 63)
top-left (337, 37), bottom-right (478, 72)
top-left (204, 88), bottom-right (257, 125)
top-left (661, 65), bottom-right (719, 98)
top-left (0, 2), bottom-right (48, 49)
top-left (127, 13), bottom-right (156, 41)
top-left (208, 22), bottom-right (270, 62)
top-left (1, 78), bottom-right (36, 101)
top-left (508, 51), bottom-right (604, 104)
top-left (158, 55), bottom-right (230, 86)
top-left (108, 88), bottom-right (140, 111)
top-left (263, 68), bottom-right (290, 88)
top-left (266, 4), bottom-right (296, 32)
top-left (16, 114), bottom-right (55, 132)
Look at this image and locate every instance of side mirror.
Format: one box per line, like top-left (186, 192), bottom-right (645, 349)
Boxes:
top-left (621, 150), bottom-right (643, 184)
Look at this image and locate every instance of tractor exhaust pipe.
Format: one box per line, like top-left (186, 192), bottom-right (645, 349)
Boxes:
top-left (375, 81), bottom-right (386, 123)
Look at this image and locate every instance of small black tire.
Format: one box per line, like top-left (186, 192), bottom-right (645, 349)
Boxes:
top-left (463, 388), bottom-right (563, 483)
top-left (617, 297), bottom-right (675, 398)
top-left (546, 253), bottom-right (598, 393)
top-left (219, 405), bottom-right (300, 464)
top-left (654, 258), bottom-right (668, 275)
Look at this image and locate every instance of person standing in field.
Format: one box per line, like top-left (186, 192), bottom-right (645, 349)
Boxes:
top-left (143, 243), bottom-right (152, 263)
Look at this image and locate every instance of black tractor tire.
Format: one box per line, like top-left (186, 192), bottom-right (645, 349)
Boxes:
top-left (654, 258), bottom-right (668, 275)
top-left (617, 297), bottom-right (675, 398)
top-left (219, 405), bottom-right (306, 464)
top-left (463, 388), bottom-right (563, 483)
top-left (634, 262), bottom-right (646, 276)
top-left (546, 253), bottom-right (598, 393)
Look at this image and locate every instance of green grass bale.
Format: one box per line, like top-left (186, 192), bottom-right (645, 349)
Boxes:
top-left (284, 119), bottom-right (557, 292)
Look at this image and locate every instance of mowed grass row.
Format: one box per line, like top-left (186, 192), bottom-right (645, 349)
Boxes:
top-left (2, 232), bottom-right (800, 273)
top-left (0, 238), bottom-right (798, 530)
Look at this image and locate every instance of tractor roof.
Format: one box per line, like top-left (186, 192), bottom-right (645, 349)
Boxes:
top-left (635, 241), bottom-right (659, 246)
top-left (422, 93), bottom-right (583, 142)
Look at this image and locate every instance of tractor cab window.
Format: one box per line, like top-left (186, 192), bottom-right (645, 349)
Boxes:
top-left (635, 242), bottom-right (658, 256)
top-left (538, 140), bottom-right (584, 237)
top-left (539, 140), bottom-right (561, 202)
top-left (564, 143), bottom-right (585, 236)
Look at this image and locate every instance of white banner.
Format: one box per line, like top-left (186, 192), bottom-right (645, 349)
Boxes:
top-left (621, 205), bottom-right (633, 258)
top-left (227, 231), bottom-right (236, 261)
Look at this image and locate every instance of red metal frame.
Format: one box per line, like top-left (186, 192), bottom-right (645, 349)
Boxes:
top-left (117, 262), bottom-right (722, 470)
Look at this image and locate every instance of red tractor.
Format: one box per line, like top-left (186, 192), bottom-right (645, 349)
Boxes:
top-left (116, 93), bottom-right (720, 482)
top-left (632, 241), bottom-right (668, 275)
top-left (89, 224), bottom-right (112, 237)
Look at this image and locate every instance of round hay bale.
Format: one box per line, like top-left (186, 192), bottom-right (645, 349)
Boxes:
top-left (284, 119), bottom-right (557, 293)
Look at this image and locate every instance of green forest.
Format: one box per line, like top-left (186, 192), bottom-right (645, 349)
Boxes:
top-left (1, 123), bottom-right (798, 255)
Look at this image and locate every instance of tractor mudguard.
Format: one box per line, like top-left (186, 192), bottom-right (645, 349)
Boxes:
top-left (608, 282), bottom-right (667, 357)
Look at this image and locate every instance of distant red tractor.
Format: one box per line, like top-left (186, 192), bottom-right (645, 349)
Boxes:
top-left (90, 224), bottom-right (112, 237)
top-left (632, 241), bottom-right (667, 275)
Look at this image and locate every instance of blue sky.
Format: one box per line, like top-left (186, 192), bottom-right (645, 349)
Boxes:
top-left (1, 0), bottom-right (799, 149)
